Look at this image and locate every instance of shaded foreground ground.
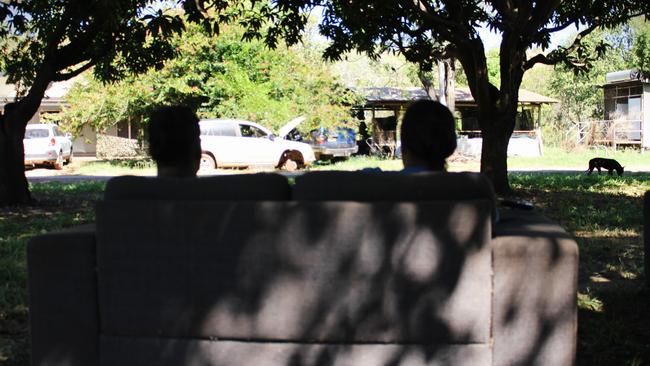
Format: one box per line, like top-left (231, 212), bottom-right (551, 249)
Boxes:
top-left (510, 173), bottom-right (650, 365)
top-left (1, 172), bottom-right (649, 365)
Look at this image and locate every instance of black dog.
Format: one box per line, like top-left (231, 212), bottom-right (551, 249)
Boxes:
top-left (587, 157), bottom-right (624, 176)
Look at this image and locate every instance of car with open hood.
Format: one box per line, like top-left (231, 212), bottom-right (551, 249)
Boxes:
top-left (198, 116), bottom-right (315, 170)
top-left (306, 126), bottom-right (358, 161)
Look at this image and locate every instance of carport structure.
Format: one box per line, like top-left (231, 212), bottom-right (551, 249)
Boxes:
top-left (352, 86), bottom-right (558, 156)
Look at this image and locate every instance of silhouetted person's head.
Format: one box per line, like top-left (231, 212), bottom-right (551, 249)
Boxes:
top-left (148, 106), bottom-right (201, 178)
top-left (400, 100), bottom-right (457, 171)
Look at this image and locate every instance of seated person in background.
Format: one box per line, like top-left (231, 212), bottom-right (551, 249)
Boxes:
top-left (148, 105), bottom-right (202, 178)
top-left (400, 100), bottom-right (457, 172)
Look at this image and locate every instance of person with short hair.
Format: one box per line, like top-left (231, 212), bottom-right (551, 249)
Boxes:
top-left (148, 105), bottom-right (201, 178)
top-left (400, 100), bottom-right (457, 172)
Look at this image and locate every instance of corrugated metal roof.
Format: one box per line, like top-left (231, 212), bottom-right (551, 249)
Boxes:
top-left (0, 75), bottom-right (80, 107)
top-left (356, 86), bottom-right (558, 104)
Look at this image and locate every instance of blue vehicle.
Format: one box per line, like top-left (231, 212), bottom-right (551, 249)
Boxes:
top-left (307, 127), bottom-right (358, 161)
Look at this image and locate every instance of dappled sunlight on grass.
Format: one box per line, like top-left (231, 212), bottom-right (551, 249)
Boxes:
top-left (0, 181), bottom-right (105, 364)
top-left (574, 229), bottom-right (638, 239)
top-left (71, 159), bottom-right (157, 176)
top-left (310, 156), bottom-right (403, 171)
top-left (578, 291), bottom-right (604, 312)
top-left (510, 172), bottom-right (650, 365)
top-left (309, 155), bottom-right (481, 172)
top-left (508, 146), bottom-right (649, 170)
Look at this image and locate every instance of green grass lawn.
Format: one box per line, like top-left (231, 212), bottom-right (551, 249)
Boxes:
top-left (508, 146), bottom-right (649, 171)
top-left (66, 145), bottom-right (648, 176)
top-left (72, 158), bottom-right (157, 176)
top-left (0, 181), bottom-right (105, 364)
top-left (311, 147), bottom-right (648, 173)
top-left (1, 169), bottom-right (649, 365)
top-left (510, 172), bottom-right (650, 365)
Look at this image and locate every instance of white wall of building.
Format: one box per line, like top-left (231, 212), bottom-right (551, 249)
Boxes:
top-left (641, 83), bottom-right (650, 149)
top-left (72, 125), bottom-right (97, 155)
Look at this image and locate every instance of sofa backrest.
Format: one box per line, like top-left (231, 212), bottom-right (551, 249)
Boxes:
top-left (294, 171), bottom-right (498, 221)
top-left (104, 173), bottom-right (292, 201)
top-left (95, 199), bottom-right (493, 365)
top-left (643, 191), bottom-right (650, 288)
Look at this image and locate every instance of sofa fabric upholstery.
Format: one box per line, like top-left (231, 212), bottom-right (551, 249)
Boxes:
top-left (643, 191), bottom-right (650, 288)
top-left (99, 337), bottom-right (491, 366)
top-left (293, 171), bottom-right (498, 222)
top-left (492, 210), bottom-right (579, 366)
top-left (96, 199), bottom-right (493, 365)
top-left (28, 172), bottom-right (578, 366)
top-left (96, 200), bottom-right (492, 343)
top-left (104, 173), bottom-right (291, 201)
top-left (28, 225), bottom-right (98, 366)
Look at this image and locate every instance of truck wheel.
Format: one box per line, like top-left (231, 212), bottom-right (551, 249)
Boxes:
top-left (283, 159), bottom-right (298, 171)
top-left (66, 148), bottom-right (73, 164)
top-left (278, 151), bottom-right (303, 171)
top-left (200, 153), bottom-right (216, 170)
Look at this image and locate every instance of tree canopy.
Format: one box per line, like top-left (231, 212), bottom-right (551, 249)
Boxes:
top-left (60, 21), bottom-right (358, 136)
top-left (2, 0), bottom-right (650, 203)
top-left (269, 0), bottom-right (650, 192)
top-left (633, 20), bottom-right (650, 75)
top-left (545, 18), bottom-right (650, 141)
top-left (0, 0), bottom-right (304, 205)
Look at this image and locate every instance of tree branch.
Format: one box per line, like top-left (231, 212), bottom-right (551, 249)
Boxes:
top-left (42, 1), bottom-right (84, 59)
top-left (404, 0), bottom-right (463, 40)
top-left (53, 61), bottom-right (94, 81)
top-left (523, 23), bottom-right (598, 70)
top-left (194, 0), bottom-right (212, 18)
top-left (541, 19), bottom-right (578, 35)
top-left (53, 35), bottom-right (95, 70)
top-left (488, 0), bottom-right (516, 28)
top-left (523, 0), bottom-right (563, 34)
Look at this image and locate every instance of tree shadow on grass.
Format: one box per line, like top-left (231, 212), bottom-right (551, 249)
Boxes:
top-left (0, 184), bottom-right (102, 366)
top-left (510, 172), bottom-right (649, 366)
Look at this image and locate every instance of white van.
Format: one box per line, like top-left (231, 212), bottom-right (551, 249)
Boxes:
top-left (199, 117), bottom-right (315, 170)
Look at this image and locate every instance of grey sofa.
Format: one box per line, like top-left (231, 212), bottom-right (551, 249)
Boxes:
top-left (28, 172), bottom-right (578, 366)
top-left (643, 191), bottom-right (650, 288)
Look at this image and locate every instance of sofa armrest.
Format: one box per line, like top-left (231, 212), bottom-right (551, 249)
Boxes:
top-left (28, 224), bottom-right (98, 366)
top-left (643, 191), bottom-right (650, 288)
top-left (492, 210), bottom-right (578, 366)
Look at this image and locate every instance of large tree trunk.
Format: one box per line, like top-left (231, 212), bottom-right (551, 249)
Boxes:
top-left (418, 69), bottom-right (438, 100)
top-left (0, 115), bottom-right (31, 204)
top-left (480, 114), bottom-right (513, 194)
top-left (454, 33), bottom-right (528, 195)
top-left (475, 84), bottom-right (520, 195)
top-left (437, 60), bottom-right (448, 106)
top-left (437, 58), bottom-right (456, 113)
top-left (0, 69), bottom-right (53, 205)
top-left (445, 58), bottom-right (455, 114)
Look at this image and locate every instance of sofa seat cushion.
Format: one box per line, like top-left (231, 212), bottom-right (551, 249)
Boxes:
top-left (104, 173), bottom-right (291, 201)
top-left (96, 200), bottom-right (492, 345)
top-left (100, 336), bottom-right (492, 366)
top-left (293, 171), bottom-right (497, 221)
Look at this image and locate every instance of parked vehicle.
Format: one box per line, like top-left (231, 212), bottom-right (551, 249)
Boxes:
top-left (306, 126), bottom-right (358, 161)
top-left (199, 117), bottom-right (315, 170)
top-left (23, 123), bottom-right (73, 170)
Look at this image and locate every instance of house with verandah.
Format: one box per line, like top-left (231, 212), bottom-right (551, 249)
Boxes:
top-left (578, 69), bottom-right (650, 149)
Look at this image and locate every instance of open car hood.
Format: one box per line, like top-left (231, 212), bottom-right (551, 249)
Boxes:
top-left (277, 116), bottom-right (306, 139)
